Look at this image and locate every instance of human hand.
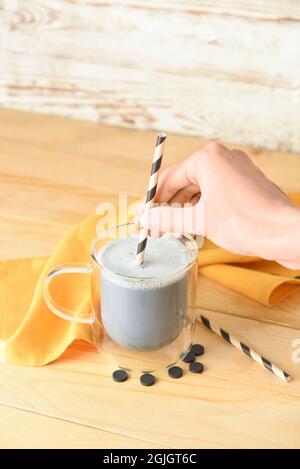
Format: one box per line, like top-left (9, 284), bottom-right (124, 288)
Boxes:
top-left (138, 142), bottom-right (300, 269)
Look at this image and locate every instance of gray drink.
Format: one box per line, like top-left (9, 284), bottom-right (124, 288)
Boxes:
top-left (98, 235), bottom-right (191, 350)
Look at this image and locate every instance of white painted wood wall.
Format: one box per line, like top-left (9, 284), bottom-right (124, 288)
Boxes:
top-left (1, 0), bottom-right (300, 152)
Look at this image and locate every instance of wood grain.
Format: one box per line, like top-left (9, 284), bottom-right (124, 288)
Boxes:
top-left (0, 404), bottom-right (166, 449)
top-left (0, 109), bottom-right (300, 448)
top-left (1, 1), bottom-right (300, 152)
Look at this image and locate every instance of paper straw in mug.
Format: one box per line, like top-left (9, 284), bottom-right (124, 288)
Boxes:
top-left (199, 314), bottom-right (291, 382)
top-left (136, 132), bottom-right (166, 266)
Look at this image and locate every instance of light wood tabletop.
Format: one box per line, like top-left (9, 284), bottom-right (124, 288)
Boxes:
top-left (0, 108), bottom-right (300, 449)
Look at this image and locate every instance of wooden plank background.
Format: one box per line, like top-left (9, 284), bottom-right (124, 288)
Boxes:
top-left (1, 0), bottom-right (300, 152)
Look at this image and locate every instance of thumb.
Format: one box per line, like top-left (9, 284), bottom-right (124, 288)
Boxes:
top-left (140, 203), bottom-right (204, 235)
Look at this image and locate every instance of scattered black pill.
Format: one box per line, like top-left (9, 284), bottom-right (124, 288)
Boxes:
top-left (168, 366), bottom-right (183, 379)
top-left (182, 351), bottom-right (196, 363)
top-left (140, 373), bottom-right (155, 386)
top-left (191, 343), bottom-right (205, 356)
top-left (112, 369), bottom-right (128, 382)
top-left (189, 362), bottom-right (204, 374)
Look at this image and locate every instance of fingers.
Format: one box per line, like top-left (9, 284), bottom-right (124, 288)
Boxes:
top-left (136, 141), bottom-right (230, 232)
top-left (153, 142), bottom-right (230, 204)
top-left (168, 184), bottom-right (200, 205)
top-left (135, 157), bottom-right (199, 227)
top-left (135, 183), bottom-right (200, 228)
top-left (134, 202), bottom-right (144, 226)
top-left (144, 142), bottom-right (228, 205)
top-left (154, 154), bottom-right (199, 203)
top-left (190, 192), bottom-right (201, 205)
top-left (140, 203), bottom-right (204, 235)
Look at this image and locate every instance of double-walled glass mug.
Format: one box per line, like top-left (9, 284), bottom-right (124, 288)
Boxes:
top-left (43, 223), bottom-right (200, 375)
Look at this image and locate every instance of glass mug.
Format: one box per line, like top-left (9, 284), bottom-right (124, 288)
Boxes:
top-left (43, 223), bottom-right (200, 375)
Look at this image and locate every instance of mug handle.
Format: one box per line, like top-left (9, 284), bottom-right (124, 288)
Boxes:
top-left (43, 263), bottom-right (93, 325)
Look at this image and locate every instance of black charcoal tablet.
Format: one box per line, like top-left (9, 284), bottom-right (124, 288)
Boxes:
top-left (182, 351), bottom-right (196, 363)
top-left (140, 373), bottom-right (156, 386)
top-left (189, 362), bottom-right (204, 374)
top-left (191, 344), bottom-right (205, 356)
top-left (112, 369), bottom-right (128, 382)
top-left (168, 366), bottom-right (183, 379)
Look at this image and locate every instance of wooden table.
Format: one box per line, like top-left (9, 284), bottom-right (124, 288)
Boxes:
top-left (1, 109), bottom-right (300, 449)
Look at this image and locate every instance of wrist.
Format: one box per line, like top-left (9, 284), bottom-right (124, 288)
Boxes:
top-left (268, 205), bottom-right (300, 269)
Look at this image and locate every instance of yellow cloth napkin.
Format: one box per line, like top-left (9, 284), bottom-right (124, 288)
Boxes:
top-left (1, 195), bottom-right (300, 366)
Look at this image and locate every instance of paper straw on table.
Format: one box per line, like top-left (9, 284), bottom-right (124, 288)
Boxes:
top-left (199, 314), bottom-right (291, 383)
top-left (136, 132), bottom-right (166, 266)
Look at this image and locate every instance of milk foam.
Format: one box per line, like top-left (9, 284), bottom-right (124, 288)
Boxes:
top-left (98, 235), bottom-right (193, 288)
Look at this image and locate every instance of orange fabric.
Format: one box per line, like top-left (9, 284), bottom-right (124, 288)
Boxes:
top-left (1, 195), bottom-right (299, 366)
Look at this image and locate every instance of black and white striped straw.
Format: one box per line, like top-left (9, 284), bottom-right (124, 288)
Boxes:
top-left (199, 314), bottom-right (291, 382)
top-left (136, 132), bottom-right (166, 266)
